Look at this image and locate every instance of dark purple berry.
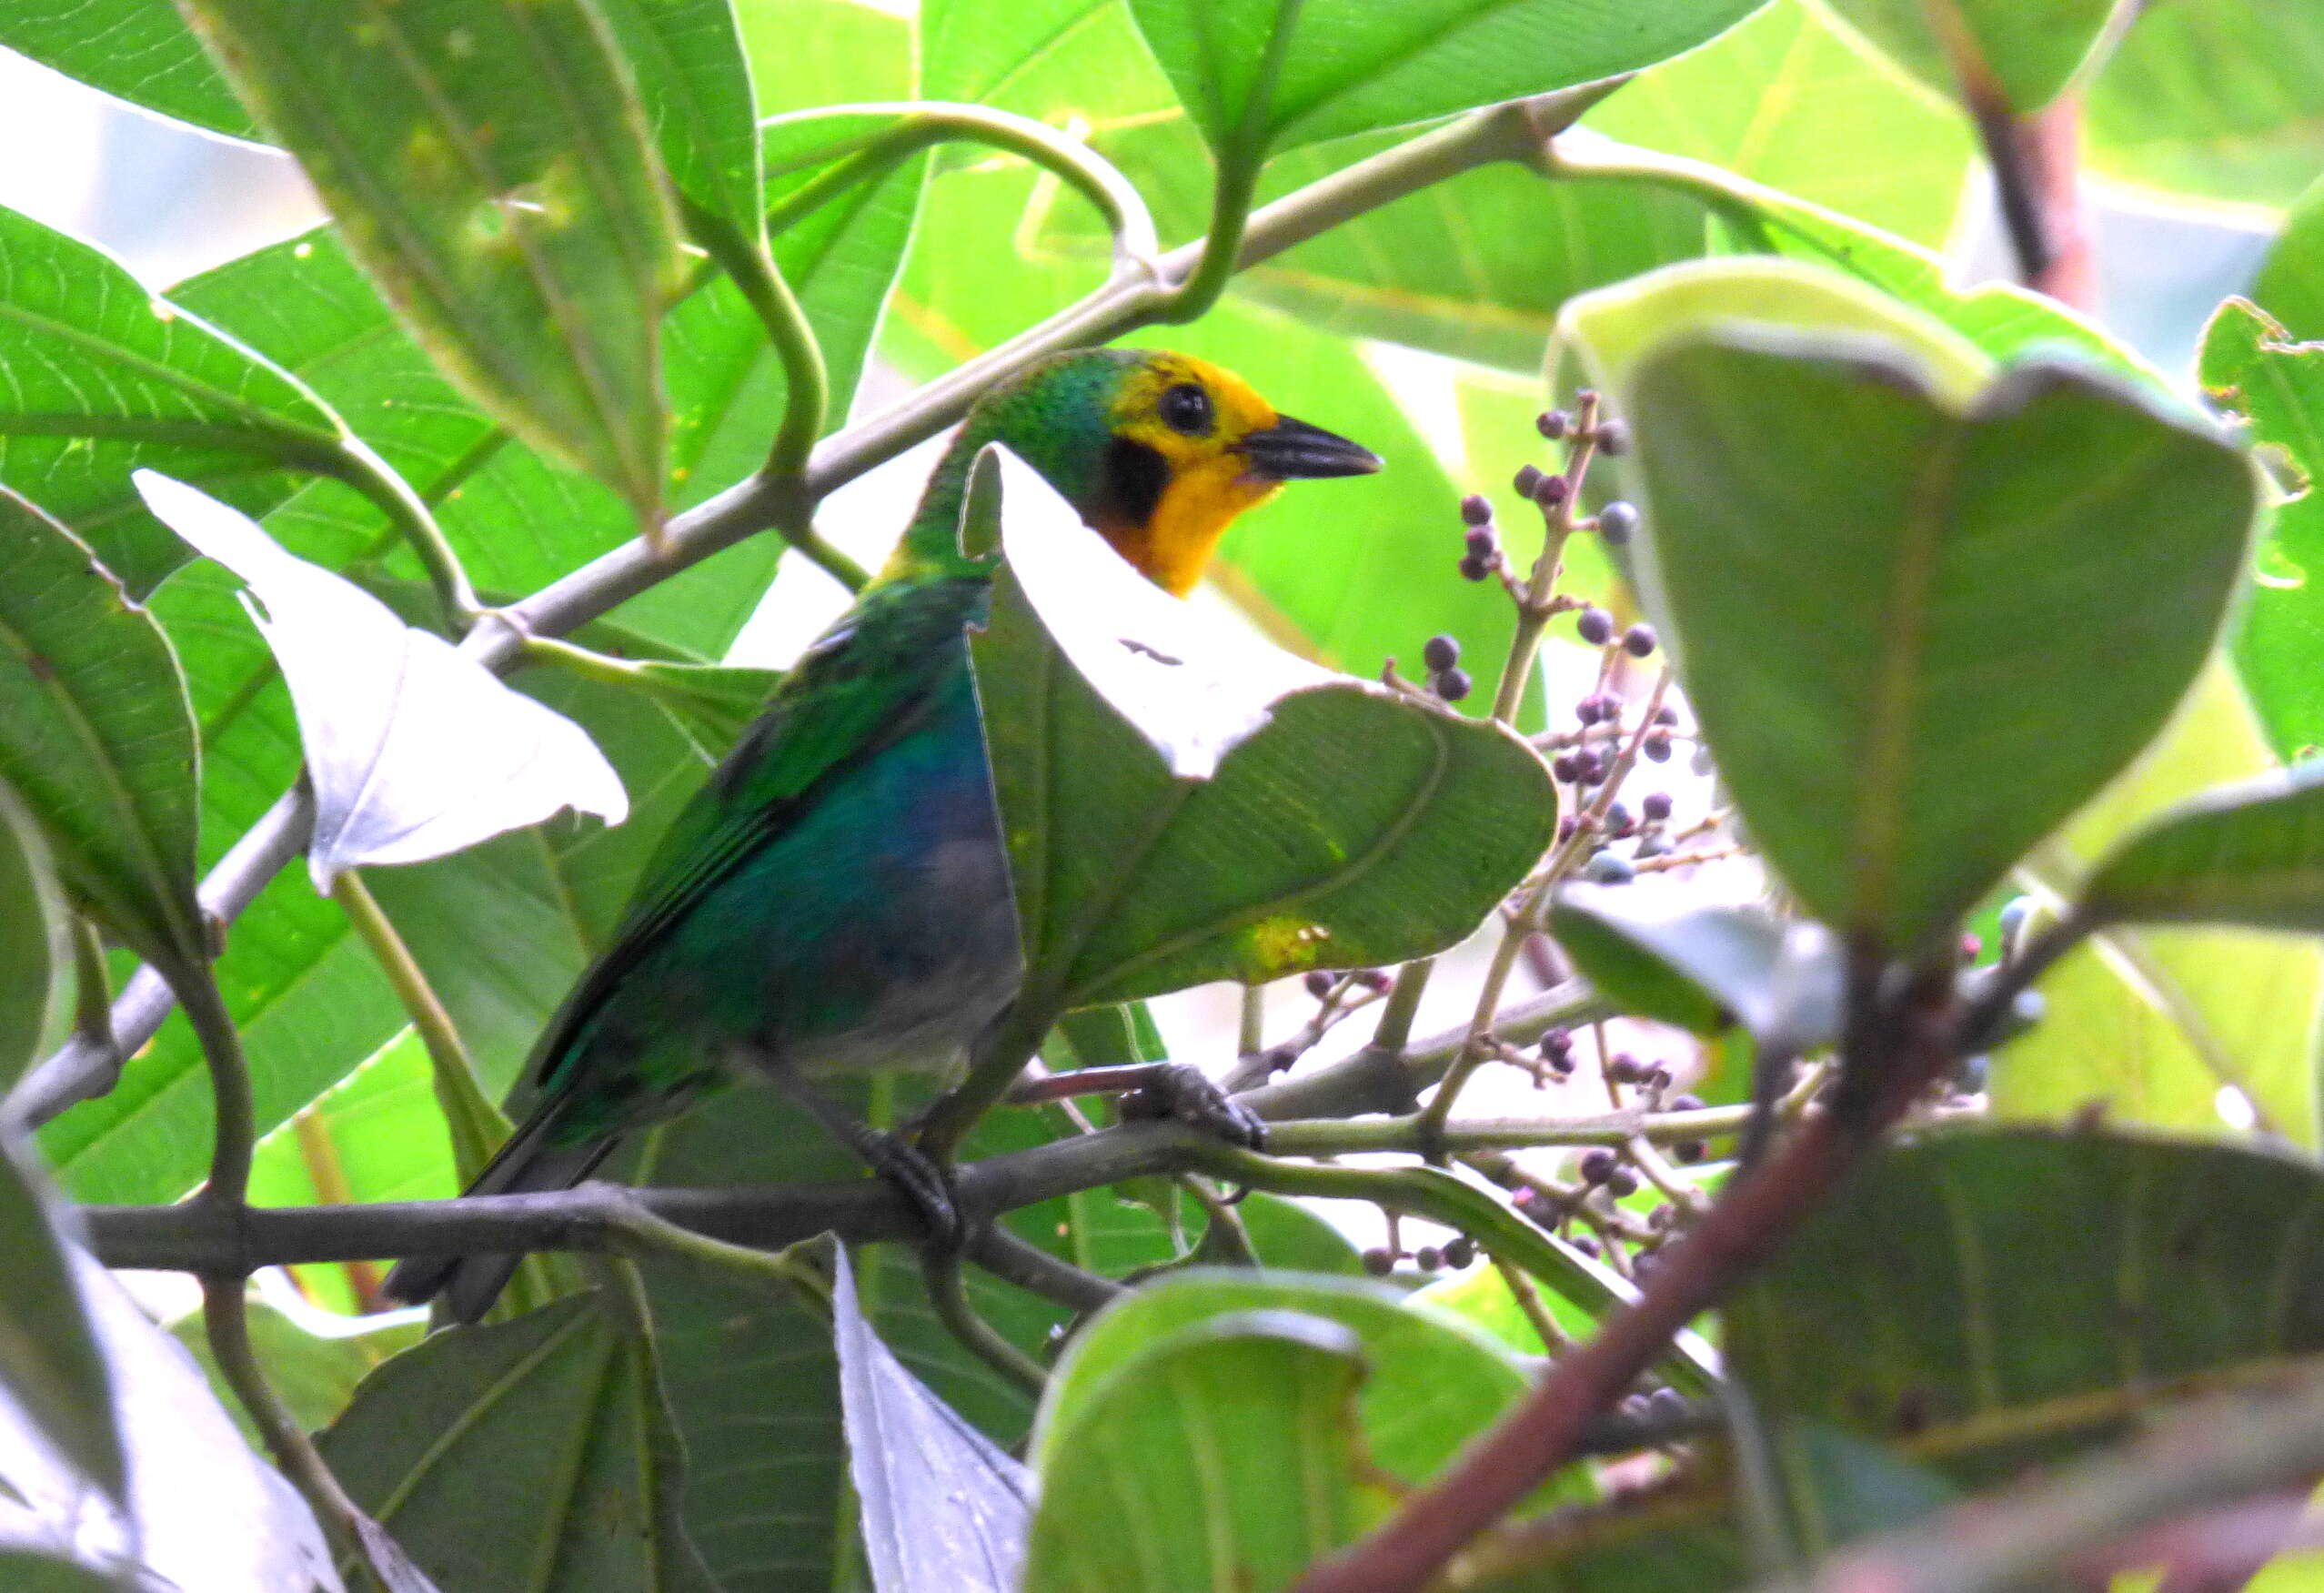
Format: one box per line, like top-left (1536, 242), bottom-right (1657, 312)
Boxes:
top-left (1643, 731), bottom-right (1673, 763)
top-left (1607, 1053), bottom-right (1644, 1084)
top-left (1357, 969), bottom-right (1394, 992)
top-left (1623, 623), bottom-right (1657, 659)
top-left (1606, 1167), bottom-right (1639, 1198)
top-left (1669, 1094), bottom-right (1704, 1113)
top-left (1641, 791), bottom-right (1673, 822)
top-left (1576, 607), bottom-right (1615, 646)
top-left (1443, 1235), bottom-right (1477, 1268)
top-left (1572, 1234), bottom-right (1600, 1257)
top-left (1547, 1049), bottom-right (1575, 1075)
top-left (1304, 970), bottom-right (1334, 999)
top-left (1675, 1140), bottom-right (1705, 1164)
top-left (1551, 752), bottom-right (1580, 783)
top-left (1433, 667), bottom-right (1473, 703)
top-left (1579, 1148), bottom-right (1617, 1184)
top-left (1574, 696), bottom-right (1605, 728)
top-left (1534, 472), bottom-right (1570, 508)
top-left (1598, 500), bottom-right (1639, 544)
top-left (1459, 554), bottom-right (1491, 582)
top-left (1460, 492), bottom-right (1494, 526)
top-left (1537, 409), bottom-right (1570, 440)
top-left (1362, 1246), bottom-right (1394, 1276)
top-left (1513, 463), bottom-right (1545, 499)
top-left (1422, 633), bottom-right (1461, 673)
top-left (1646, 1386), bottom-right (1688, 1422)
top-left (1654, 704), bottom-right (1678, 726)
top-left (1415, 1245), bottom-right (1443, 1271)
top-left (1464, 527), bottom-right (1497, 558)
top-left (1594, 418), bottom-right (1631, 456)
top-left (1574, 747), bottom-right (1607, 784)
top-left (1542, 1027), bottom-right (1574, 1059)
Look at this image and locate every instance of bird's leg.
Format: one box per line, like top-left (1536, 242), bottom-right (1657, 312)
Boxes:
top-left (1011, 1063), bottom-right (1268, 1150)
top-left (760, 1064), bottom-right (965, 1252)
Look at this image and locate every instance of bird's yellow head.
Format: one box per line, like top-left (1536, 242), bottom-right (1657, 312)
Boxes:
top-left (906, 348), bottom-right (1381, 593)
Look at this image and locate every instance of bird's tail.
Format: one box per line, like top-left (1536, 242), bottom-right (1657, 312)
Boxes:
top-left (381, 1100), bottom-right (618, 1324)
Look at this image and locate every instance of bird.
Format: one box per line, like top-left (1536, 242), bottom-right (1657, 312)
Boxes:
top-left (383, 347), bottom-right (1381, 1322)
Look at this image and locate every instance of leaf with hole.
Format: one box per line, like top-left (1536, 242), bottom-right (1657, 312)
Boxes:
top-left (970, 449), bottom-right (1556, 1009)
top-left (176, 0), bottom-right (685, 531)
top-left (1615, 323), bottom-right (2256, 954)
top-left (137, 472), bottom-right (627, 891)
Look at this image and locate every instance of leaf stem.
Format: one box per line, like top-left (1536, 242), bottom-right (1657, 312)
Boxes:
top-left (327, 434), bottom-right (483, 626)
top-left (691, 206), bottom-right (831, 480)
top-left (923, 1250), bottom-right (1047, 1395)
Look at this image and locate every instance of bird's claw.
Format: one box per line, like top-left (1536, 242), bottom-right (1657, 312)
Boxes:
top-left (1120, 1063), bottom-right (1269, 1151)
top-left (860, 1129), bottom-right (966, 1253)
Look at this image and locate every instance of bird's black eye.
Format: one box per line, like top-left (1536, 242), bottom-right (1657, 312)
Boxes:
top-left (1157, 382), bottom-right (1213, 437)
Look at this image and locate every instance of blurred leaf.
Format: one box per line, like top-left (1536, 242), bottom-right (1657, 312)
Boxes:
top-left (1816, 0), bottom-right (2123, 114)
top-left (179, 0), bottom-right (684, 531)
top-left (831, 1245), bottom-right (1031, 1593)
top-left (1127, 0), bottom-right (1765, 156)
top-left (2205, 299), bottom-right (2324, 764)
top-left (0, 1146), bottom-right (120, 1508)
top-left (320, 1293), bottom-right (719, 1593)
top-left (2083, 759), bottom-right (2324, 933)
top-left (1021, 1311), bottom-right (1369, 1593)
top-left (1585, 0), bottom-right (1973, 247)
top-left (136, 472), bottom-right (628, 889)
top-left (1620, 328), bottom-right (2254, 955)
top-left (2087, 0), bottom-right (2324, 206)
top-left (2001, 663), bottom-right (2322, 1146)
top-left (1235, 1192), bottom-right (1365, 1275)
top-left (743, 0), bottom-right (915, 111)
top-left (599, 0), bottom-right (764, 240)
top-left (922, 0), bottom-right (1112, 103)
top-left (0, 1550), bottom-right (129, 1593)
top-left (2253, 175), bottom-right (2324, 339)
top-left (0, 0), bottom-right (253, 138)
top-left (0, 204), bottom-right (363, 596)
top-left (176, 1298), bottom-right (424, 1447)
top-left (1033, 1272), bottom-right (1531, 1492)
top-left (1550, 884), bottom-right (1839, 1040)
top-left (0, 781), bottom-right (68, 1094)
top-left (1725, 1129), bottom-right (2324, 1485)
top-left (0, 1255), bottom-right (337, 1593)
top-left (0, 489), bottom-right (203, 973)
top-left (973, 462), bottom-right (1557, 1006)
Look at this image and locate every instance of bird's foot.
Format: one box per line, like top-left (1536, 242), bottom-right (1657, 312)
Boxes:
top-left (858, 1127), bottom-right (966, 1253)
top-left (1117, 1063), bottom-right (1269, 1151)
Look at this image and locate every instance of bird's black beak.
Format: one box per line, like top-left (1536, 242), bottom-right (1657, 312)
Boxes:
top-left (1237, 414), bottom-right (1382, 479)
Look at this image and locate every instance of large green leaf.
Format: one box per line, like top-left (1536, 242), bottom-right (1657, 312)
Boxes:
top-left (321, 1293), bottom-right (719, 1593)
top-left (1726, 1129), bottom-right (2324, 1484)
top-left (971, 519), bottom-right (1556, 1007)
top-left (2206, 299), bottom-right (2324, 764)
top-left (0, 0), bottom-right (255, 139)
top-left (0, 1551), bottom-right (132, 1593)
top-left (0, 781), bottom-right (68, 1094)
top-left (1618, 325), bottom-right (2255, 954)
top-left (1126, 0), bottom-right (1766, 157)
top-left (0, 204), bottom-right (367, 596)
top-left (178, 0), bottom-right (684, 533)
top-left (2252, 174), bottom-right (2324, 340)
top-left (0, 1144), bottom-right (121, 1508)
top-left (1033, 1272), bottom-right (1531, 1491)
top-left (922, 0), bottom-right (1117, 104)
top-left (1021, 1311), bottom-right (1371, 1593)
top-left (1816, 0), bottom-right (2122, 114)
top-left (2086, 0), bottom-right (2324, 206)
top-left (599, 0), bottom-right (764, 241)
top-left (0, 489), bottom-right (203, 974)
top-left (2083, 758), bottom-right (2324, 935)
top-left (177, 1297), bottom-right (424, 1447)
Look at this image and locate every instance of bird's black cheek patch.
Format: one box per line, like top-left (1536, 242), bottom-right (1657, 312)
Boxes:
top-left (1099, 435), bottom-right (1169, 529)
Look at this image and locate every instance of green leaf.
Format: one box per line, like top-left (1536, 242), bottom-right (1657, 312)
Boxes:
top-left (1725, 1128), bottom-right (2324, 1484)
top-left (0, 1144), bottom-right (121, 1507)
top-left (0, 0), bottom-right (254, 139)
top-left (178, 0), bottom-right (685, 532)
top-left (0, 781), bottom-right (68, 1094)
top-left (1033, 1272), bottom-right (1529, 1491)
top-left (0, 204), bottom-right (365, 595)
top-left (1998, 660), bottom-right (2322, 1147)
top-left (1021, 1311), bottom-right (1369, 1593)
top-left (2082, 759), bottom-right (2324, 933)
top-left (1620, 327), bottom-right (2256, 954)
top-left (2087, 0), bottom-right (2324, 206)
top-left (922, 0), bottom-right (1112, 103)
top-left (2205, 299), bottom-right (2324, 765)
top-left (1127, 0), bottom-right (1766, 156)
top-left (0, 489), bottom-right (203, 974)
top-left (971, 511), bottom-right (1557, 1007)
top-left (2252, 173), bottom-right (2324, 339)
top-left (1235, 1192), bottom-right (1366, 1275)
top-left (599, 0), bottom-right (764, 240)
top-left (1549, 884), bottom-right (1836, 1041)
top-left (1818, 0), bottom-right (2121, 114)
top-left (0, 1550), bottom-right (130, 1593)
top-left (320, 1294), bottom-right (719, 1593)
top-left (1584, 0), bottom-right (1974, 248)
